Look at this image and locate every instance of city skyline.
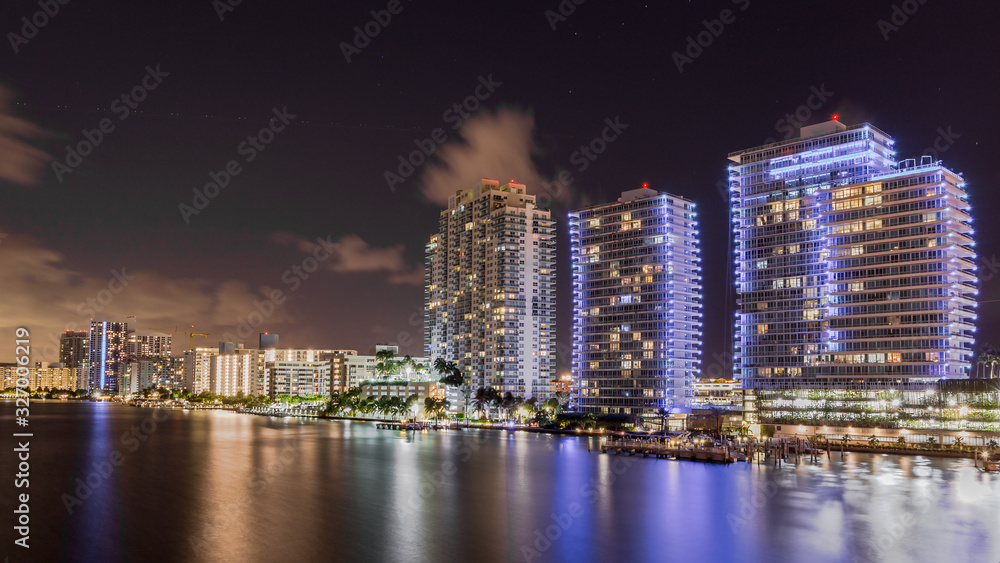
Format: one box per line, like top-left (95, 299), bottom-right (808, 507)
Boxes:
top-left (1, 2), bottom-right (998, 378)
top-left (4, 4), bottom-right (1000, 561)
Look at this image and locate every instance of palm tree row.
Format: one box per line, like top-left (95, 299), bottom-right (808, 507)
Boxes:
top-left (325, 387), bottom-right (429, 421)
top-left (975, 343), bottom-right (1000, 379)
top-left (469, 387), bottom-right (569, 422)
top-left (375, 349), bottom-right (429, 381)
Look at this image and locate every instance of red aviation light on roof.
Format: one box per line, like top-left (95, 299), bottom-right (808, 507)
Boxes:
top-left (831, 114), bottom-right (839, 120)
top-left (642, 182), bottom-right (649, 188)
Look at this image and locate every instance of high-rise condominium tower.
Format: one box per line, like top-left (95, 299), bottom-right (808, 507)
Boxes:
top-left (59, 330), bottom-right (89, 368)
top-left (88, 321), bottom-right (129, 394)
top-left (425, 179), bottom-right (556, 399)
top-left (729, 119), bottom-right (976, 388)
top-left (569, 187), bottom-right (703, 417)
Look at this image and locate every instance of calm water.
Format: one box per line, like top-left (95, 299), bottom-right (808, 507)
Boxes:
top-left (1, 402), bottom-right (999, 563)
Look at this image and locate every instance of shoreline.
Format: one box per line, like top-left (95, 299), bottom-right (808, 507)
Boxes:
top-left (262, 410), bottom-right (987, 461)
top-left (12, 400), bottom-right (990, 461)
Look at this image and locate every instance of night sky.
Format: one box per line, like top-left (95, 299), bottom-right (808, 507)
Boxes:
top-left (2, 1), bottom-right (998, 373)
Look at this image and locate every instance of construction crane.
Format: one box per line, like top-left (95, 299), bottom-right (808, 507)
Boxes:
top-left (148, 326), bottom-right (210, 351)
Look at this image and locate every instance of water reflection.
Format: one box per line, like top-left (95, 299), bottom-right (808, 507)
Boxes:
top-left (3, 402), bottom-right (998, 563)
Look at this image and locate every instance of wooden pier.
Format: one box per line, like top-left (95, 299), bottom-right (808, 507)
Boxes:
top-left (598, 438), bottom-right (743, 463)
top-left (375, 421), bottom-right (448, 431)
top-left (595, 436), bottom-right (837, 466)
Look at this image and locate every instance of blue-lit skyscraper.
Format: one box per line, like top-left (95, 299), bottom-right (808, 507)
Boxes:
top-left (729, 119), bottom-right (976, 388)
top-left (569, 187), bottom-right (702, 418)
top-left (87, 320), bottom-right (129, 394)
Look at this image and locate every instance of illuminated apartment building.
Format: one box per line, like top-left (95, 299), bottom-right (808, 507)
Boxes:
top-left (258, 348), bottom-right (356, 397)
top-left (183, 347), bottom-right (218, 394)
top-left (569, 186), bottom-right (703, 417)
top-left (88, 321), bottom-right (129, 394)
top-left (729, 119), bottom-right (976, 388)
top-left (128, 334), bottom-right (172, 359)
top-left (212, 348), bottom-right (265, 396)
top-left (425, 179), bottom-right (556, 399)
top-left (59, 330), bottom-right (89, 368)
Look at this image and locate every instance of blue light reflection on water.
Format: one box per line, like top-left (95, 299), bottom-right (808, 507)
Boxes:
top-left (2, 402), bottom-right (998, 563)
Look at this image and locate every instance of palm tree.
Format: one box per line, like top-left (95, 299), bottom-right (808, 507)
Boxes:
top-left (434, 358), bottom-right (467, 419)
top-left (500, 392), bottom-right (521, 420)
top-left (402, 394), bottom-right (419, 421)
top-left (398, 355), bottom-right (416, 377)
top-left (523, 397), bottom-right (538, 423)
top-left (386, 396), bottom-right (404, 421)
top-left (473, 387), bottom-right (490, 420)
top-left (423, 397), bottom-right (449, 422)
top-left (325, 391), bottom-right (342, 415)
top-left (486, 388), bottom-right (503, 420)
top-left (375, 349), bottom-right (398, 381)
top-left (373, 396), bottom-right (388, 420)
top-left (554, 391), bottom-right (570, 408)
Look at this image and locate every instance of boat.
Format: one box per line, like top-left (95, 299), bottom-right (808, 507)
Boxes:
top-left (985, 454), bottom-right (1000, 472)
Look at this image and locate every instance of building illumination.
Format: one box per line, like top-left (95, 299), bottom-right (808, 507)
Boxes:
top-left (729, 120), bottom-right (977, 389)
top-left (569, 187), bottom-right (703, 418)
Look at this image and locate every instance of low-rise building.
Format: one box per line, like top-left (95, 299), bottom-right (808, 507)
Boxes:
top-left (693, 379), bottom-right (743, 409)
top-left (126, 359), bottom-right (179, 394)
top-left (183, 347), bottom-right (218, 394)
top-left (359, 381), bottom-right (446, 401)
top-left (267, 360), bottom-right (332, 398)
top-left (0, 363), bottom-right (82, 391)
top-left (342, 345), bottom-right (436, 390)
top-left (212, 349), bottom-right (265, 397)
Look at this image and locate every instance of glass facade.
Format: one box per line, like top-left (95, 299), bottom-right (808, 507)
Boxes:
top-left (730, 121), bottom-right (976, 388)
top-left (570, 188), bottom-right (702, 418)
top-left (87, 320), bottom-right (129, 394)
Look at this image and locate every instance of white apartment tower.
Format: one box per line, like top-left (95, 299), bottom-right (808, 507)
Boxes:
top-left (425, 179), bottom-right (556, 399)
top-left (729, 119), bottom-right (976, 388)
top-left (570, 187), bottom-right (703, 417)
